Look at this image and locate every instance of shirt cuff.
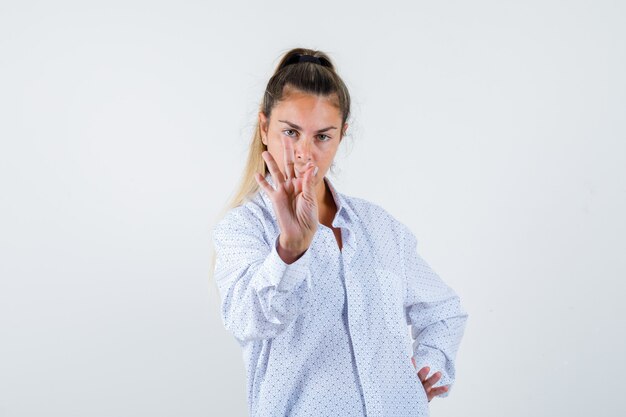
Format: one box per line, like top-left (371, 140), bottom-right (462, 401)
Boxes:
top-left (263, 235), bottom-right (312, 292)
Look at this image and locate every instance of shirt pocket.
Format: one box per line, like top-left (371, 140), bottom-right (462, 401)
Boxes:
top-left (374, 268), bottom-right (407, 338)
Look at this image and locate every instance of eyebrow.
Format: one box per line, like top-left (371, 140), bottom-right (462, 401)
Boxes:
top-left (278, 120), bottom-right (338, 133)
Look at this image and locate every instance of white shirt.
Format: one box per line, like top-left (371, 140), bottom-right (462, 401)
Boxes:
top-left (212, 173), bottom-right (468, 417)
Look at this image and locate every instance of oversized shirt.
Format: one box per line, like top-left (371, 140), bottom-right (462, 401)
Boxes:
top-left (211, 173), bottom-right (468, 417)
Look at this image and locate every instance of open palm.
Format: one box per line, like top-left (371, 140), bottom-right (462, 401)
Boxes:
top-left (255, 137), bottom-right (319, 257)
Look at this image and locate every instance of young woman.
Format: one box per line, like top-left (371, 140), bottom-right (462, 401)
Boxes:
top-left (211, 48), bottom-right (468, 417)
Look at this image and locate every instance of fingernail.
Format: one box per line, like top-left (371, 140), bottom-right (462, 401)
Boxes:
top-left (313, 166), bottom-right (319, 176)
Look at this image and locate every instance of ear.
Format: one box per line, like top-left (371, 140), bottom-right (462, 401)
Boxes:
top-left (259, 112), bottom-right (269, 145)
top-left (341, 122), bottom-right (349, 141)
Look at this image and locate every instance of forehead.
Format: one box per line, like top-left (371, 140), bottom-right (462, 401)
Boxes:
top-left (272, 90), bottom-right (342, 125)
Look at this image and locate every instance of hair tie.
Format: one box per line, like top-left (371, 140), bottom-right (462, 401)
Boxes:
top-left (297, 55), bottom-right (322, 65)
top-left (284, 54), bottom-right (325, 67)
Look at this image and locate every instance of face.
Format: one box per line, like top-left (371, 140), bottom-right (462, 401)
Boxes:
top-left (259, 89), bottom-right (348, 193)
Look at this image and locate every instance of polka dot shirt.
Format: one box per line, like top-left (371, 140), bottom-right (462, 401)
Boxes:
top-left (212, 173), bottom-right (468, 417)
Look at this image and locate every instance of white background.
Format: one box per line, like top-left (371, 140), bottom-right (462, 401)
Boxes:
top-left (1, 1), bottom-right (624, 416)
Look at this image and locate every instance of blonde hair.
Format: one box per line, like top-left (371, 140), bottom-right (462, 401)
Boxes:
top-left (209, 47), bottom-right (352, 282)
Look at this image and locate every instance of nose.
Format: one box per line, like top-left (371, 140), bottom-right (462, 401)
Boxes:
top-left (295, 137), bottom-right (313, 162)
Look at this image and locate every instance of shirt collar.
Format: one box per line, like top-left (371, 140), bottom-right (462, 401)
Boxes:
top-left (258, 172), bottom-right (352, 228)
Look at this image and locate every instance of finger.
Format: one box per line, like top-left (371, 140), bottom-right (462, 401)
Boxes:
top-left (417, 366), bottom-right (430, 382)
top-left (282, 136), bottom-right (296, 181)
top-left (261, 151), bottom-right (286, 186)
top-left (411, 357), bottom-right (416, 369)
top-left (423, 371), bottom-right (442, 391)
top-left (255, 172), bottom-right (274, 195)
top-left (296, 163), bottom-right (312, 196)
top-left (302, 163), bottom-right (318, 200)
top-left (428, 385), bottom-right (449, 400)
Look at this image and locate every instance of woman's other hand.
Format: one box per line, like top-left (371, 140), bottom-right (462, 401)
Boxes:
top-left (255, 136), bottom-right (319, 264)
top-left (411, 357), bottom-right (450, 402)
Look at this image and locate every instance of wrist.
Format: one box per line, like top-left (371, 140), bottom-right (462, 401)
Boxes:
top-left (277, 236), bottom-right (309, 264)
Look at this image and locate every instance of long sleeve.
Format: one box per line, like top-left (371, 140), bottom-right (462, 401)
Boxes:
top-left (401, 226), bottom-right (468, 398)
top-left (211, 206), bottom-right (313, 344)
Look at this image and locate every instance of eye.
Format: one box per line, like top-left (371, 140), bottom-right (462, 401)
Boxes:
top-left (318, 134), bottom-right (330, 141)
top-left (283, 129), bottom-right (298, 137)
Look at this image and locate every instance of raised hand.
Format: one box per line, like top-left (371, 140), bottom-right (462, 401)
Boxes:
top-left (254, 136), bottom-right (320, 264)
top-left (411, 357), bottom-right (450, 402)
